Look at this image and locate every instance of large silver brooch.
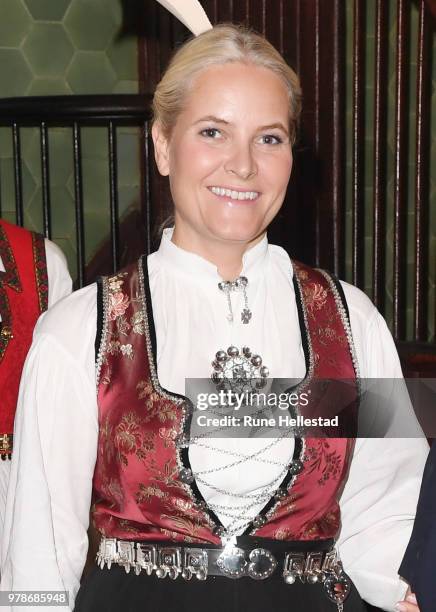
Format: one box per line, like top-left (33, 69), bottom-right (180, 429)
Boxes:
top-left (211, 346), bottom-right (269, 394)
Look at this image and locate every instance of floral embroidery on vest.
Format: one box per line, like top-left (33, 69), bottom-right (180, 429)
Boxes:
top-left (304, 440), bottom-right (344, 486)
top-left (31, 232), bottom-right (48, 312)
top-left (0, 224), bottom-right (21, 293)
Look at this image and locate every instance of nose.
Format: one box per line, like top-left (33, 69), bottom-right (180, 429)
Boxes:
top-left (224, 141), bottom-right (257, 180)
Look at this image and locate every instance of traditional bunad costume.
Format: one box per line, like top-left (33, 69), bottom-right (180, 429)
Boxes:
top-left (0, 219), bottom-right (72, 556)
top-left (1, 229), bottom-right (427, 612)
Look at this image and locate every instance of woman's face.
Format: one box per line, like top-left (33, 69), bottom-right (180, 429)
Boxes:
top-left (153, 62), bottom-right (293, 252)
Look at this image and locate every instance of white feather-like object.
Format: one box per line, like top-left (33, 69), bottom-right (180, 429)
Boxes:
top-left (155, 0), bottom-right (213, 36)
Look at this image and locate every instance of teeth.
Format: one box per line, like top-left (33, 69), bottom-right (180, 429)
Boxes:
top-left (210, 187), bottom-right (259, 201)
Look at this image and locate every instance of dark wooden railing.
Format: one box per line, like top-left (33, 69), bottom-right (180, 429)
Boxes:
top-left (0, 94), bottom-right (153, 285)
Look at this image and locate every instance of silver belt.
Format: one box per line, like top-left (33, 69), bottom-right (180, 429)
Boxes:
top-left (96, 537), bottom-right (351, 610)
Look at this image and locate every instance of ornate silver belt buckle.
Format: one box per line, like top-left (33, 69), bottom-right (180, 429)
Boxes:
top-left (182, 549), bottom-right (208, 581)
top-left (216, 546), bottom-right (247, 579)
top-left (157, 547), bottom-right (182, 580)
top-left (247, 548), bottom-right (277, 580)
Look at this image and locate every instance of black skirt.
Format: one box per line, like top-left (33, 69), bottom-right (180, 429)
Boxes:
top-left (74, 563), bottom-right (367, 612)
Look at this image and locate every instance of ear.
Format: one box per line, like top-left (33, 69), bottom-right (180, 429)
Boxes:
top-left (152, 122), bottom-right (170, 176)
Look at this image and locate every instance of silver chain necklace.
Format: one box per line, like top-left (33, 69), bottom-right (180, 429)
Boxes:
top-left (187, 273), bottom-right (296, 539)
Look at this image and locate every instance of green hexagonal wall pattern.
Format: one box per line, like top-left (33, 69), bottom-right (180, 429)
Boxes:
top-left (0, 0), bottom-right (433, 341)
top-left (0, 0), bottom-right (139, 287)
top-left (22, 23), bottom-right (74, 78)
top-left (23, 0), bottom-right (71, 21)
top-left (0, 0), bottom-right (31, 47)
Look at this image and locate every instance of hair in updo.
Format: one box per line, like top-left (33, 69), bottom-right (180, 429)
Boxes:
top-left (152, 24), bottom-right (302, 145)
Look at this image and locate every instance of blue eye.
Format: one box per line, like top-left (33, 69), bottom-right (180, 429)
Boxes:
top-left (200, 128), bottom-right (221, 139)
top-left (260, 134), bottom-right (283, 145)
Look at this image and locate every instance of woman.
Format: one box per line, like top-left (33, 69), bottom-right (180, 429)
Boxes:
top-left (1, 25), bottom-right (427, 612)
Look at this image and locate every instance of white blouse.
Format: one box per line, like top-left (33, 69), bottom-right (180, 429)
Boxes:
top-left (0, 229), bottom-right (428, 612)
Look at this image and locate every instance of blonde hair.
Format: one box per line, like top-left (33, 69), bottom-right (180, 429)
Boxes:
top-left (152, 24), bottom-right (302, 144)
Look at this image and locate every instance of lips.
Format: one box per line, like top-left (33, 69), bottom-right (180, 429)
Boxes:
top-left (208, 186), bottom-right (260, 201)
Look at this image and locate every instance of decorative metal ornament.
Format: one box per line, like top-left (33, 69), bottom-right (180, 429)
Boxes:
top-left (211, 346), bottom-right (269, 395)
top-left (283, 571), bottom-right (296, 584)
top-left (288, 459), bottom-right (304, 475)
top-left (218, 276), bottom-right (252, 325)
top-left (136, 544), bottom-right (157, 576)
top-left (282, 552), bottom-right (305, 585)
top-left (195, 500), bottom-right (207, 511)
top-left (182, 400), bottom-right (194, 416)
top-left (252, 514), bottom-right (267, 528)
top-left (176, 433), bottom-right (190, 449)
top-left (323, 570), bottom-right (351, 606)
top-left (213, 525), bottom-right (226, 537)
top-left (247, 548), bottom-right (277, 580)
top-left (274, 488), bottom-right (288, 501)
top-left (307, 572), bottom-right (320, 584)
top-left (241, 308), bottom-right (252, 324)
top-left (179, 468), bottom-right (194, 484)
top-left (182, 549), bottom-right (208, 581)
top-left (216, 546), bottom-right (247, 578)
top-left (155, 567), bottom-right (166, 578)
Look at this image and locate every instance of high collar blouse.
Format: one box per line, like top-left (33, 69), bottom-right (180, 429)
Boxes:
top-left (0, 229), bottom-right (428, 612)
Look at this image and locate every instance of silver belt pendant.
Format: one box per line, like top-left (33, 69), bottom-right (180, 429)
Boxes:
top-left (323, 561), bottom-right (351, 612)
top-left (156, 547), bottom-right (182, 580)
top-left (117, 540), bottom-right (136, 573)
top-left (96, 537), bottom-right (118, 570)
top-left (182, 549), bottom-right (208, 581)
top-left (135, 544), bottom-right (157, 576)
top-left (283, 550), bottom-right (350, 611)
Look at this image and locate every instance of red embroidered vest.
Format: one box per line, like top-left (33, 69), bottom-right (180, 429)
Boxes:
top-left (93, 257), bottom-right (358, 543)
top-left (0, 219), bottom-right (48, 455)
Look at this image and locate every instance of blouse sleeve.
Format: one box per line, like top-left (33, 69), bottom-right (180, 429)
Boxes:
top-left (44, 239), bottom-right (73, 307)
top-left (337, 302), bottom-right (429, 611)
top-left (0, 287), bottom-right (98, 611)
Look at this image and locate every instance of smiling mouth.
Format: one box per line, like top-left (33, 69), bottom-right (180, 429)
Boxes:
top-left (208, 186), bottom-right (260, 201)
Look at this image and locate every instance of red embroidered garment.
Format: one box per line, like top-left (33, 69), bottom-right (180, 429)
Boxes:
top-left (0, 219), bottom-right (48, 454)
top-left (93, 258), bottom-right (358, 543)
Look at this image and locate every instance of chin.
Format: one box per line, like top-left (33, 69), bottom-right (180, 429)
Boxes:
top-left (206, 220), bottom-right (265, 244)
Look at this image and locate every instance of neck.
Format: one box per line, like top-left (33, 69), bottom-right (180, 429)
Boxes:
top-left (171, 226), bottom-right (264, 281)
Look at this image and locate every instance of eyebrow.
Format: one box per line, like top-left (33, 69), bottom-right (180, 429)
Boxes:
top-left (194, 115), bottom-right (230, 126)
top-left (260, 122), bottom-right (289, 136)
top-left (194, 116), bottom-right (289, 136)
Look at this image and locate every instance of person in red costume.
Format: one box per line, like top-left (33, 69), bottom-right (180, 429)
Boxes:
top-left (0, 218), bottom-right (72, 560)
top-left (0, 25), bottom-right (426, 612)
